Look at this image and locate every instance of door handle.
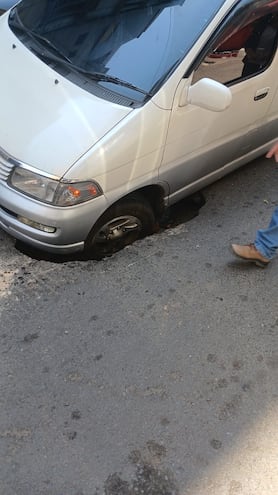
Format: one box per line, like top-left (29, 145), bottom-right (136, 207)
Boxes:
top-left (254, 87), bottom-right (270, 101)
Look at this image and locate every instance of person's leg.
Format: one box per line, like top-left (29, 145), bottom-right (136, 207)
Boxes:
top-left (254, 206), bottom-right (278, 260)
top-left (231, 207), bottom-right (278, 267)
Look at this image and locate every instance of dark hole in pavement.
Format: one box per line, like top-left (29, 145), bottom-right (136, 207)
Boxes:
top-left (15, 192), bottom-right (206, 262)
top-left (159, 191), bottom-right (205, 229)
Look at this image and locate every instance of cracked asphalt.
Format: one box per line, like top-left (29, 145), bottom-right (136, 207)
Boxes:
top-left (0, 156), bottom-right (278, 495)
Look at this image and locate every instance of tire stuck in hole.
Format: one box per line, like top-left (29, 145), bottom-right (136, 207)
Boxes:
top-left (85, 195), bottom-right (156, 259)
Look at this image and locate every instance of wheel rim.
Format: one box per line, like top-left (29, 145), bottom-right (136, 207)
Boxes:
top-left (94, 215), bottom-right (142, 245)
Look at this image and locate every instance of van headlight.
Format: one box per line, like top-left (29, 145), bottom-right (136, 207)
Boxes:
top-left (9, 167), bottom-right (102, 206)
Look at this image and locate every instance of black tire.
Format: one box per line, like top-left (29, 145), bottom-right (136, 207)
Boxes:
top-left (85, 195), bottom-right (156, 259)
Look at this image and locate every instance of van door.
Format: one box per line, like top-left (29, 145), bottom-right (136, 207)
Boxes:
top-left (159, 0), bottom-right (278, 204)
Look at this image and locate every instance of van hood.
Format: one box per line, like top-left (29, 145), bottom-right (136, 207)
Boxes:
top-left (0, 17), bottom-right (132, 177)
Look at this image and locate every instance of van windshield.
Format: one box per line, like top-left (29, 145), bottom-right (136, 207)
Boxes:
top-left (9, 0), bottom-right (226, 101)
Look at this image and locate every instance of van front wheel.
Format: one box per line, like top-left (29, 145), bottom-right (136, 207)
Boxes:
top-left (85, 196), bottom-right (156, 259)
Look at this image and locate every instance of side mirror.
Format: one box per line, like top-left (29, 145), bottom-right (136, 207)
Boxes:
top-left (186, 78), bottom-right (232, 112)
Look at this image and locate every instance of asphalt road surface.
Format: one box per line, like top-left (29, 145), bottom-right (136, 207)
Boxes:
top-left (0, 155), bottom-right (278, 495)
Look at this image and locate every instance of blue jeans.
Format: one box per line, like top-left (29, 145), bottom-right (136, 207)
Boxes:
top-left (255, 206), bottom-right (278, 260)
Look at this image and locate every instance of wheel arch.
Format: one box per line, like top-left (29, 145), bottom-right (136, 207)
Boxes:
top-left (123, 184), bottom-right (166, 219)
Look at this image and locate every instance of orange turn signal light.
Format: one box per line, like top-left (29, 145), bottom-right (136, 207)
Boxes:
top-left (67, 186), bottom-right (81, 198)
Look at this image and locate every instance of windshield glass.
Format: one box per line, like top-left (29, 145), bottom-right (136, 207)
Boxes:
top-left (9, 0), bottom-right (226, 101)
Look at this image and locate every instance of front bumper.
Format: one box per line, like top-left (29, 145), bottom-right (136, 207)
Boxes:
top-left (0, 181), bottom-right (108, 254)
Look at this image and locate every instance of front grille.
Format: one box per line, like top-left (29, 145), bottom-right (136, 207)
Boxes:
top-left (0, 147), bottom-right (17, 182)
top-left (0, 160), bottom-right (13, 182)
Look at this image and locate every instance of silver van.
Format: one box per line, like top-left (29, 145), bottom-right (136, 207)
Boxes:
top-left (1, 0), bottom-right (278, 257)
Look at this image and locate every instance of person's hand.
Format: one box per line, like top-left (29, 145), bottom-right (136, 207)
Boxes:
top-left (266, 142), bottom-right (278, 162)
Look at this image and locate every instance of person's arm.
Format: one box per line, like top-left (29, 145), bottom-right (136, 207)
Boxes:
top-left (266, 142), bottom-right (278, 162)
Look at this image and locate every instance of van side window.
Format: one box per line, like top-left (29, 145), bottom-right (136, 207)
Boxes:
top-left (192, 12), bottom-right (278, 85)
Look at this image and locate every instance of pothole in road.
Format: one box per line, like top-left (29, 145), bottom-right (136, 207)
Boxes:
top-left (159, 191), bottom-right (206, 229)
top-left (14, 192), bottom-right (206, 263)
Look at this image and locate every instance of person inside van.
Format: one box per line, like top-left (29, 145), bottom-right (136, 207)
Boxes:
top-left (242, 13), bottom-right (278, 76)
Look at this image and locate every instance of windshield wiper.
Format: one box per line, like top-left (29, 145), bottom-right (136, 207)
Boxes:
top-left (9, 9), bottom-right (72, 63)
top-left (70, 69), bottom-right (152, 97)
top-left (34, 49), bottom-right (152, 97)
top-left (9, 9), bottom-right (151, 98)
